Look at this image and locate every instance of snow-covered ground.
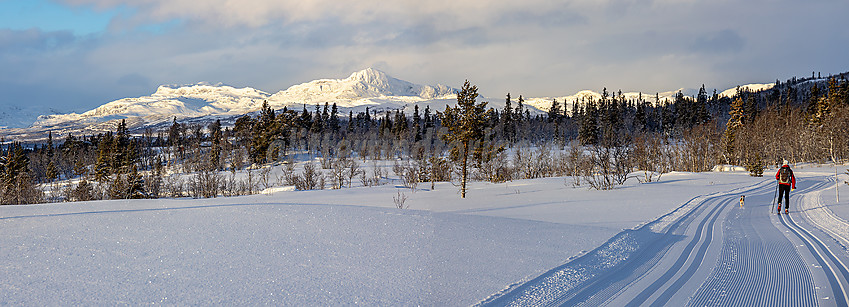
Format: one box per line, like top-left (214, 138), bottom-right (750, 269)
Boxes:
top-left (2, 165), bottom-right (848, 305)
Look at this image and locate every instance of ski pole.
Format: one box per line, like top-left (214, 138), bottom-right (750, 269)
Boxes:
top-left (772, 180), bottom-right (779, 212)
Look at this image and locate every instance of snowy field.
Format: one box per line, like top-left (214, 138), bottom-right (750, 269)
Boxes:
top-left (2, 165), bottom-right (848, 305)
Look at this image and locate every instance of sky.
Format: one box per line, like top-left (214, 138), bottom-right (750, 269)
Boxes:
top-left (1, 0), bottom-right (848, 118)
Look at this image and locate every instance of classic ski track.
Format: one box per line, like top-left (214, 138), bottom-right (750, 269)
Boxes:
top-left (632, 180), bottom-right (783, 306)
top-left (642, 195), bottom-right (728, 307)
top-left (553, 182), bottom-right (772, 307)
top-left (478, 180), bottom-right (770, 307)
top-left (480, 176), bottom-right (849, 307)
top-left (688, 181), bottom-right (823, 307)
top-left (779, 179), bottom-right (849, 306)
top-left (688, 178), bottom-right (849, 307)
top-left (564, 196), bottom-right (727, 307)
top-left (799, 176), bottom-right (849, 248)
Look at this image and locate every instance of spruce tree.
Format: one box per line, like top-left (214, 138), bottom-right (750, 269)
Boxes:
top-left (423, 106), bottom-right (433, 130)
top-left (502, 93), bottom-right (514, 141)
top-left (634, 94), bottom-right (647, 133)
top-left (548, 99), bottom-right (561, 122)
top-left (94, 134), bottom-right (113, 182)
top-left (251, 101), bottom-right (277, 164)
top-left (723, 97), bottom-right (746, 164)
top-left (393, 109), bottom-right (408, 137)
top-left (210, 119), bottom-right (223, 170)
top-left (126, 165), bottom-right (146, 199)
top-left (578, 99), bottom-right (599, 145)
top-left (440, 80), bottom-right (488, 198)
top-left (311, 105), bottom-right (324, 133)
top-left (108, 173), bottom-right (127, 199)
top-left (331, 103), bottom-right (341, 133)
top-left (45, 161), bottom-right (59, 182)
top-left (413, 105), bottom-right (422, 142)
top-left (695, 85), bottom-right (710, 124)
top-left (1, 143), bottom-right (41, 204)
top-left (515, 95), bottom-right (525, 122)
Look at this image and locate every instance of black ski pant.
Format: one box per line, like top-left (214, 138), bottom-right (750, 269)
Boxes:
top-left (778, 184), bottom-right (791, 209)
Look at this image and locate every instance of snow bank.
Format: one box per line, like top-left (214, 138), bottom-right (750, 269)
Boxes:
top-left (712, 164), bottom-right (747, 172)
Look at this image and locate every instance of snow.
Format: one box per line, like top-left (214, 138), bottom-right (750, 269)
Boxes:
top-left (712, 164), bottom-right (748, 172)
top-left (719, 83), bottom-right (776, 98)
top-left (8, 163), bottom-right (845, 305)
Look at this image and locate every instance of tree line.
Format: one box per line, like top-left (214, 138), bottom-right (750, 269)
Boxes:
top-left (2, 73), bottom-right (848, 204)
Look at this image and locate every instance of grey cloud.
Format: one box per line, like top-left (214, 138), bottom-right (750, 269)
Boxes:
top-left (690, 29), bottom-right (745, 54)
top-left (498, 9), bottom-right (589, 28)
top-left (0, 29), bottom-right (79, 54)
top-left (117, 73), bottom-right (152, 90)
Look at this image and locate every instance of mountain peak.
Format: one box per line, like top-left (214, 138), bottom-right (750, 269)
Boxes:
top-left (348, 67), bottom-right (388, 80)
top-left (268, 68), bottom-right (455, 105)
top-left (347, 67), bottom-right (393, 90)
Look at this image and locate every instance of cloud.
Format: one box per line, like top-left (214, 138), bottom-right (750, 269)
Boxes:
top-left (0, 28), bottom-right (79, 53)
top-left (1, 0), bottom-right (848, 122)
top-left (690, 29), bottom-right (745, 54)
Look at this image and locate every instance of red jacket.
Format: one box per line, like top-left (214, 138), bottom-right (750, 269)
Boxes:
top-left (775, 165), bottom-right (796, 189)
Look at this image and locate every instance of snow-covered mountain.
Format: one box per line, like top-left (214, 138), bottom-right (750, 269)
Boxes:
top-left (33, 82), bottom-right (270, 128)
top-left (0, 69), bottom-right (467, 140)
top-left (0, 105), bottom-right (68, 130)
top-left (0, 67), bottom-right (777, 142)
top-left (269, 67), bottom-right (455, 105)
top-left (264, 67), bottom-right (461, 117)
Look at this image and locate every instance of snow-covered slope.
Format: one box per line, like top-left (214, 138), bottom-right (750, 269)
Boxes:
top-left (0, 105), bottom-right (67, 129)
top-left (5, 162), bottom-right (843, 305)
top-left (718, 83), bottom-right (775, 98)
top-left (0, 164), bottom-right (768, 305)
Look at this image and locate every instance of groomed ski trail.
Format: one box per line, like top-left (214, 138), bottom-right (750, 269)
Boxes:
top-left (480, 176), bottom-right (849, 307)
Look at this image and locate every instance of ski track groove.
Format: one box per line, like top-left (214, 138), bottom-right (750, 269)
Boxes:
top-left (624, 196), bottom-right (726, 307)
top-left (648, 195), bottom-right (727, 307)
top-left (778, 180), bottom-right (849, 306)
top-left (561, 184), bottom-right (768, 307)
top-left (689, 179), bottom-right (844, 307)
top-left (801, 176), bottom-right (849, 249)
top-left (478, 180), bottom-right (771, 307)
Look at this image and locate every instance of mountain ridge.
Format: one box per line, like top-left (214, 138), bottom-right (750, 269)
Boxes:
top-left (0, 68), bottom-right (777, 141)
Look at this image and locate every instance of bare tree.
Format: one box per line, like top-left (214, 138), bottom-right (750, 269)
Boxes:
top-left (394, 160), bottom-right (419, 191)
top-left (584, 133), bottom-right (632, 190)
top-left (345, 158), bottom-right (362, 188)
top-left (188, 168), bottom-right (222, 198)
top-left (566, 140), bottom-right (587, 186)
top-left (329, 157), bottom-right (347, 189)
top-left (259, 166), bottom-right (273, 191)
top-left (393, 190), bottom-right (409, 209)
top-left (295, 162), bottom-right (321, 190)
top-left (163, 174), bottom-right (185, 198)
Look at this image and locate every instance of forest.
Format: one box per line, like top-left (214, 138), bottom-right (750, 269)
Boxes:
top-left (1, 73), bottom-right (848, 205)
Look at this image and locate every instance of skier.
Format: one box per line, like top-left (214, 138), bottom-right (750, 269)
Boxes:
top-left (775, 160), bottom-right (796, 214)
